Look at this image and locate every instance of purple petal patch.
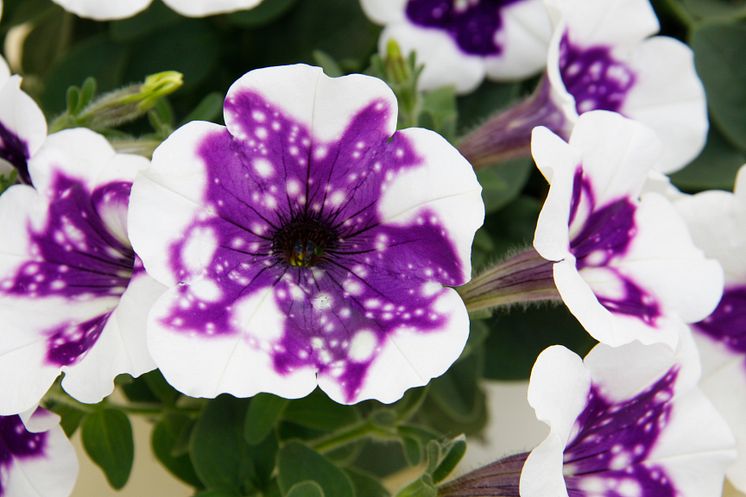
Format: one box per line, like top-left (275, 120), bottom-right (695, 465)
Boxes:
top-left (0, 415), bottom-right (47, 496)
top-left (569, 168), bottom-right (660, 325)
top-left (694, 286), bottom-right (746, 356)
top-left (559, 32), bottom-right (636, 115)
top-left (563, 368), bottom-right (679, 497)
top-left (161, 92), bottom-right (464, 402)
top-left (405, 0), bottom-right (523, 56)
top-left (0, 174), bottom-right (136, 367)
top-left (0, 121), bottom-right (31, 184)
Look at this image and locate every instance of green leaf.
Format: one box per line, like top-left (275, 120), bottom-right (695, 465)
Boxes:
top-left (313, 50), bottom-right (344, 78)
top-left (142, 369), bottom-right (180, 405)
top-left (400, 435), bottom-right (422, 466)
top-left (45, 395), bottom-right (85, 437)
top-left (245, 393), bottom-right (288, 445)
top-left (477, 159), bottom-right (533, 214)
top-left (124, 20), bottom-right (220, 92)
top-left (431, 438), bottom-right (466, 483)
top-left (277, 442), bottom-right (355, 497)
top-left (483, 305), bottom-right (596, 380)
top-left (419, 87), bottom-right (458, 139)
top-left (152, 414), bottom-right (202, 487)
top-left (181, 92), bottom-right (225, 125)
top-left (681, 0), bottom-right (746, 20)
top-left (671, 126), bottom-right (745, 190)
top-left (428, 352), bottom-right (483, 423)
top-left (42, 36), bottom-right (129, 114)
top-left (287, 481), bottom-right (325, 497)
top-left (189, 395), bottom-right (253, 493)
top-left (345, 468), bottom-right (390, 497)
top-left (283, 389), bottom-right (359, 432)
top-left (394, 476), bottom-right (436, 497)
top-left (81, 409), bottom-right (134, 490)
top-left (20, 4), bottom-right (69, 79)
top-left (226, 0), bottom-right (299, 27)
top-left (693, 22), bottom-right (746, 150)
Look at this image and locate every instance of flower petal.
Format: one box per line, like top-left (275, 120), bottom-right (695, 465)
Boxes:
top-left (380, 23), bottom-right (486, 93)
top-left (50, 0), bottom-right (152, 20)
top-left (483, 0), bottom-right (552, 80)
top-left (163, 0), bottom-right (262, 16)
top-left (621, 37), bottom-right (707, 173)
top-left (1, 410), bottom-right (78, 497)
top-left (0, 76), bottom-right (47, 182)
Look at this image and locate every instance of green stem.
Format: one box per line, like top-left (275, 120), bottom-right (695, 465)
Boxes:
top-left (309, 419), bottom-right (398, 454)
top-left (43, 390), bottom-right (199, 417)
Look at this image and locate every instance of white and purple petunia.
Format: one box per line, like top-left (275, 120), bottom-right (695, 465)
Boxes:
top-left (676, 165), bottom-right (746, 492)
top-left (50, 0), bottom-right (263, 20)
top-left (360, 0), bottom-right (552, 94)
top-left (532, 111), bottom-right (723, 349)
top-left (0, 56), bottom-right (47, 185)
top-left (544, 0), bottom-right (707, 173)
top-left (128, 64), bottom-right (484, 405)
top-left (0, 408), bottom-right (78, 497)
top-left (0, 128), bottom-right (164, 415)
top-left (521, 333), bottom-right (736, 497)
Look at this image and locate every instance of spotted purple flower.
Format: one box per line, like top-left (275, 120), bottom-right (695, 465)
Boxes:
top-left (544, 0), bottom-right (707, 173)
top-left (128, 64), bottom-right (484, 404)
top-left (360, 0), bottom-right (552, 94)
top-left (0, 56), bottom-right (47, 185)
top-left (0, 408), bottom-right (77, 497)
top-left (675, 165), bottom-right (746, 492)
top-left (521, 335), bottom-right (736, 497)
top-left (532, 111), bottom-right (723, 349)
top-left (0, 128), bottom-right (164, 415)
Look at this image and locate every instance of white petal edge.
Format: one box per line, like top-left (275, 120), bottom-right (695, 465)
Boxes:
top-left (567, 110), bottom-right (661, 206)
top-left (544, 0), bottom-right (659, 46)
top-left (484, 0), bottom-right (552, 81)
top-left (675, 185), bottom-right (746, 285)
top-left (0, 75), bottom-right (47, 171)
top-left (553, 257), bottom-right (683, 348)
top-left (147, 284), bottom-right (318, 400)
top-left (50, 0), bottom-right (152, 20)
top-left (225, 64), bottom-right (399, 144)
top-left (128, 121), bottom-right (219, 286)
top-left (520, 345), bottom-right (590, 497)
top-left (60, 273), bottom-right (165, 404)
top-left (378, 127), bottom-right (484, 284)
top-left (619, 192), bottom-right (724, 324)
top-left (359, 0), bottom-right (407, 24)
top-left (694, 331), bottom-right (746, 492)
top-left (379, 23), bottom-right (486, 94)
top-left (4, 414), bottom-right (79, 497)
top-left (29, 128), bottom-right (149, 198)
top-left (531, 125), bottom-right (579, 261)
top-left (621, 37), bottom-right (708, 173)
top-left (163, 0), bottom-right (262, 17)
top-left (318, 287), bottom-right (469, 404)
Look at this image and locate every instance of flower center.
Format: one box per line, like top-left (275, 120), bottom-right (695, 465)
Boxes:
top-left (273, 216), bottom-right (337, 268)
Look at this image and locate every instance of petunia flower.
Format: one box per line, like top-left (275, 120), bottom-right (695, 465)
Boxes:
top-left (531, 110), bottom-right (722, 348)
top-left (360, 0), bottom-right (552, 94)
top-left (50, 0), bottom-right (263, 20)
top-left (0, 56), bottom-right (47, 185)
top-left (128, 64), bottom-right (484, 405)
top-left (0, 408), bottom-right (78, 497)
top-left (520, 334), bottom-right (736, 497)
top-left (0, 128), bottom-right (164, 415)
top-left (438, 335), bottom-right (736, 497)
top-left (459, 0), bottom-right (707, 173)
top-left (676, 165), bottom-right (746, 492)
top-left (459, 111), bottom-right (722, 349)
